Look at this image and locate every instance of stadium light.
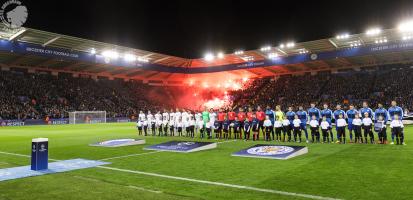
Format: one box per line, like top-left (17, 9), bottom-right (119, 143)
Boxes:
top-left (279, 42), bottom-right (295, 49)
top-left (349, 40), bottom-right (362, 47)
top-left (374, 38), bottom-right (387, 44)
top-left (260, 46), bottom-right (271, 52)
top-left (336, 33), bottom-right (350, 40)
top-left (137, 57), bottom-right (149, 63)
top-left (286, 42), bottom-right (295, 48)
top-left (217, 52), bottom-right (225, 59)
top-left (402, 35), bottom-right (413, 40)
top-left (366, 28), bottom-right (382, 36)
top-left (90, 48), bottom-right (96, 54)
top-left (204, 53), bottom-right (215, 61)
top-left (298, 49), bottom-right (309, 54)
top-left (242, 77), bottom-right (249, 82)
top-left (234, 50), bottom-right (244, 55)
top-left (124, 53), bottom-right (137, 62)
top-left (268, 52), bottom-right (279, 59)
top-left (398, 20), bottom-right (413, 32)
top-left (102, 50), bottom-right (119, 59)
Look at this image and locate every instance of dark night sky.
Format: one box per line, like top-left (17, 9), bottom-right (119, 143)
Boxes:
top-left (21, 0), bottom-right (413, 58)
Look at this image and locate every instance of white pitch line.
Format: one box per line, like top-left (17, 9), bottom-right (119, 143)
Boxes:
top-left (99, 151), bottom-right (162, 161)
top-left (97, 166), bottom-right (343, 200)
top-left (127, 185), bottom-right (163, 194)
top-left (0, 151), bottom-right (60, 161)
top-left (0, 150), bottom-right (341, 200)
top-left (0, 151), bottom-right (30, 158)
top-left (217, 139), bottom-right (237, 144)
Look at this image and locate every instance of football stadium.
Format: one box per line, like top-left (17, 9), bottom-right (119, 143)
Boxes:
top-left (1, 1), bottom-right (413, 200)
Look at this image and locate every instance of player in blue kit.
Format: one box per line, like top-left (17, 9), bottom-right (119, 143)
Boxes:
top-left (296, 106), bottom-right (309, 143)
top-left (265, 105), bottom-right (275, 140)
top-left (321, 103), bottom-right (334, 142)
top-left (388, 100), bottom-right (405, 145)
top-left (308, 102), bottom-right (321, 121)
top-left (333, 104), bottom-right (346, 142)
top-left (375, 103), bottom-right (389, 144)
top-left (360, 101), bottom-right (374, 120)
top-left (346, 104), bottom-right (359, 143)
top-left (286, 106), bottom-right (296, 129)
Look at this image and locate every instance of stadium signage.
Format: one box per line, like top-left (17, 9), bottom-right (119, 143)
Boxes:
top-left (25, 47), bottom-right (79, 58)
top-left (90, 139), bottom-right (145, 147)
top-left (2, 39), bottom-right (413, 73)
top-left (0, 117), bottom-right (131, 126)
top-left (232, 144), bottom-right (308, 160)
top-left (144, 141), bottom-right (217, 153)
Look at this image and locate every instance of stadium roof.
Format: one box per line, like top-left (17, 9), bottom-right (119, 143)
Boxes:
top-left (1, 23), bottom-right (413, 83)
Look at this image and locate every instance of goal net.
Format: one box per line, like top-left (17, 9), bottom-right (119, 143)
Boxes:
top-left (68, 111), bottom-right (107, 124)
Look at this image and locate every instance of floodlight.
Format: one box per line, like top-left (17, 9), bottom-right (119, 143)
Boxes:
top-left (234, 50), bottom-right (244, 55)
top-left (336, 33), bottom-right (350, 40)
top-left (260, 46), bottom-right (271, 51)
top-left (398, 20), bottom-right (413, 32)
top-left (217, 52), bottom-right (225, 59)
top-left (204, 53), bottom-right (215, 61)
top-left (268, 52), bottom-right (279, 59)
top-left (124, 53), bottom-right (137, 62)
top-left (102, 50), bottom-right (119, 59)
top-left (366, 28), bottom-right (381, 36)
top-left (286, 42), bottom-right (295, 48)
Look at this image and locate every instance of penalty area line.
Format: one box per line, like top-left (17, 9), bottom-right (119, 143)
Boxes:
top-left (97, 165), bottom-right (343, 200)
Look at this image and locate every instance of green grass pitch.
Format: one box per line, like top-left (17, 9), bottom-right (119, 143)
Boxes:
top-left (0, 123), bottom-right (412, 200)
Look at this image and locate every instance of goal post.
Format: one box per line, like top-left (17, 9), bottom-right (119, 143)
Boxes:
top-left (68, 111), bottom-right (107, 124)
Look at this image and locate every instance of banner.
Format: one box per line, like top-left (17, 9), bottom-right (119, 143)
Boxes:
top-left (144, 141), bottom-right (217, 153)
top-left (2, 39), bottom-right (413, 74)
top-left (0, 117), bottom-right (132, 127)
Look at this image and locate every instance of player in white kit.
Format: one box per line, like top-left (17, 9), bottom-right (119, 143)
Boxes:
top-left (147, 111), bottom-right (155, 136)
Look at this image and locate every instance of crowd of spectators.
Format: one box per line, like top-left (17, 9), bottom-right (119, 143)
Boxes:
top-left (1, 64), bottom-right (412, 120)
top-left (233, 64), bottom-right (413, 111)
top-left (0, 70), bottom-right (169, 120)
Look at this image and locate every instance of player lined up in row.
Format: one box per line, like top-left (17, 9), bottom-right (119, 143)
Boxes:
top-left (136, 100), bottom-right (405, 145)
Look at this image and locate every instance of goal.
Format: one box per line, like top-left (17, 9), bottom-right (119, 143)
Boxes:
top-left (68, 111), bottom-right (107, 124)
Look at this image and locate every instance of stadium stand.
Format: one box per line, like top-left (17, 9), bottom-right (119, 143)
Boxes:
top-left (1, 63), bottom-right (412, 120)
top-left (0, 69), bottom-right (170, 120)
top-left (232, 64), bottom-right (413, 112)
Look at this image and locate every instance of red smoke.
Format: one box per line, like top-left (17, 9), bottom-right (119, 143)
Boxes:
top-left (167, 73), bottom-right (251, 111)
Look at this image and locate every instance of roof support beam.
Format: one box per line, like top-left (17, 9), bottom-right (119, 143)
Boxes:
top-left (9, 29), bottom-right (27, 41)
top-left (328, 39), bottom-right (338, 48)
top-left (42, 36), bottom-right (61, 47)
top-left (153, 56), bottom-right (171, 63)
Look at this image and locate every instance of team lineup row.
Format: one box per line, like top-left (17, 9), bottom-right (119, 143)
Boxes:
top-left (136, 100), bottom-right (406, 145)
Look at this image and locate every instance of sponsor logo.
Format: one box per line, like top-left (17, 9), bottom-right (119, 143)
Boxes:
top-left (0, 0), bottom-right (28, 30)
top-left (246, 146), bottom-right (294, 156)
top-left (177, 142), bottom-right (195, 146)
top-left (98, 139), bottom-right (134, 146)
top-left (39, 144), bottom-right (47, 152)
top-left (310, 53), bottom-right (318, 60)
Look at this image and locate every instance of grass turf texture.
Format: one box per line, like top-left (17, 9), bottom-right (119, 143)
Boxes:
top-left (0, 123), bottom-right (412, 200)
